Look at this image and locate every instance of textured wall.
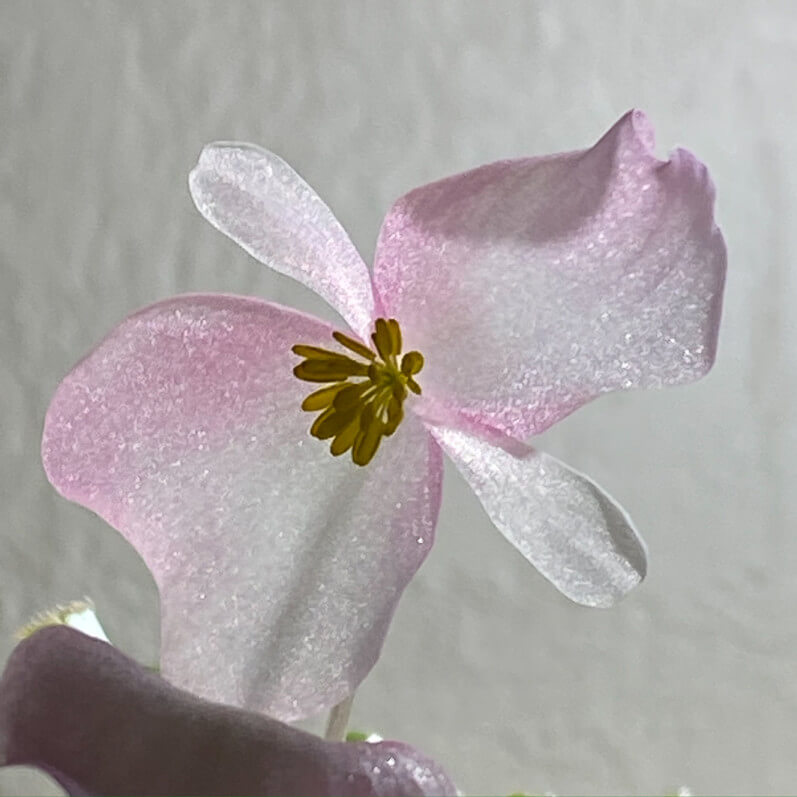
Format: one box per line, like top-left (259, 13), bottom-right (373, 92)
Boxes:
top-left (1, 1), bottom-right (795, 794)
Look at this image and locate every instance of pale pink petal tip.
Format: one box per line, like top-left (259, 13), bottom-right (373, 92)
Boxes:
top-left (375, 109), bottom-right (727, 440)
top-left (189, 142), bottom-right (375, 338)
top-left (42, 295), bottom-right (443, 722)
top-left (0, 627), bottom-right (458, 796)
top-left (433, 426), bottom-right (646, 607)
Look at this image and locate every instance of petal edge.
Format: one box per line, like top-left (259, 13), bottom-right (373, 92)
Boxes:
top-left (430, 424), bottom-right (646, 607)
top-left (190, 143), bottom-right (376, 338)
top-left (375, 110), bottom-right (727, 440)
top-left (0, 627), bottom-right (458, 796)
top-left (42, 295), bottom-right (443, 720)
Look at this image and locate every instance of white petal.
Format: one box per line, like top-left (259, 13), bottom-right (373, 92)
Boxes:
top-left (190, 143), bottom-right (375, 338)
top-left (43, 295), bottom-right (442, 720)
top-left (431, 425), bottom-right (647, 607)
top-left (375, 111), bottom-right (726, 439)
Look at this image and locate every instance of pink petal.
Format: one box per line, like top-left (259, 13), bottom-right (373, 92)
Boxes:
top-left (0, 627), bottom-right (457, 796)
top-left (189, 143), bottom-right (375, 339)
top-left (430, 425), bottom-right (646, 607)
top-left (42, 296), bottom-right (442, 721)
top-left (374, 110), bottom-right (727, 439)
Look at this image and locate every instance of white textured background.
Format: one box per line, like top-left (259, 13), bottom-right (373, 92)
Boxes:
top-left (1, 1), bottom-right (795, 794)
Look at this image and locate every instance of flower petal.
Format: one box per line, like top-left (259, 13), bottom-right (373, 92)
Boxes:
top-left (374, 110), bottom-right (727, 439)
top-left (42, 295), bottom-right (442, 721)
top-left (0, 627), bottom-right (457, 797)
top-left (190, 143), bottom-right (375, 338)
top-left (430, 425), bottom-right (646, 607)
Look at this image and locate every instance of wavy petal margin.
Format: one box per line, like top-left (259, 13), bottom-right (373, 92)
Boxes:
top-left (375, 110), bottom-right (726, 439)
top-left (42, 296), bottom-right (442, 720)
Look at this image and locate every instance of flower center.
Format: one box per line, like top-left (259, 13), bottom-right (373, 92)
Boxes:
top-left (292, 318), bottom-right (423, 466)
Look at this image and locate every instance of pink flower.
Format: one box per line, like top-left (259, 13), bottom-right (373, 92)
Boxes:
top-left (0, 626), bottom-right (456, 796)
top-left (41, 111), bottom-right (726, 723)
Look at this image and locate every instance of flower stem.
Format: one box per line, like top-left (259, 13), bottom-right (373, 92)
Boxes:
top-left (324, 694), bottom-right (354, 741)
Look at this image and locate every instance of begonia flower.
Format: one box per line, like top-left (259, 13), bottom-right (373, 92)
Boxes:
top-left (41, 110), bottom-right (726, 722)
top-left (0, 626), bottom-right (456, 796)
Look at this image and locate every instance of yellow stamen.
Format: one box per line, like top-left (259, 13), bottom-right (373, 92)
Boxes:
top-left (293, 358), bottom-right (370, 382)
top-left (301, 383), bottom-right (348, 411)
top-left (292, 318), bottom-right (424, 466)
top-left (401, 351), bottom-right (423, 375)
top-left (371, 318), bottom-right (395, 362)
top-left (386, 319), bottom-right (402, 355)
top-left (333, 331), bottom-right (376, 361)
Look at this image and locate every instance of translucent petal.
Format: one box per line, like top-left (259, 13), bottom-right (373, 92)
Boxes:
top-left (374, 110), bottom-right (727, 439)
top-left (0, 627), bottom-right (457, 796)
top-left (190, 143), bottom-right (375, 338)
top-left (431, 425), bottom-right (647, 607)
top-left (41, 296), bottom-right (442, 721)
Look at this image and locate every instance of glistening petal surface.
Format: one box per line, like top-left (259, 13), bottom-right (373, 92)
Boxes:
top-left (431, 426), bottom-right (646, 607)
top-left (374, 110), bottom-right (727, 439)
top-left (41, 296), bottom-right (442, 721)
top-left (189, 143), bottom-right (375, 338)
top-left (0, 627), bottom-right (457, 797)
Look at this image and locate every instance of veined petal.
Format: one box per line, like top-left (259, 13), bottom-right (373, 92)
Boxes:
top-left (374, 110), bottom-right (727, 439)
top-left (431, 425), bottom-right (646, 607)
top-left (190, 143), bottom-right (375, 338)
top-left (41, 296), bottom-right (442, 721)
top-left (0, 627), bottom-right (457, 797)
